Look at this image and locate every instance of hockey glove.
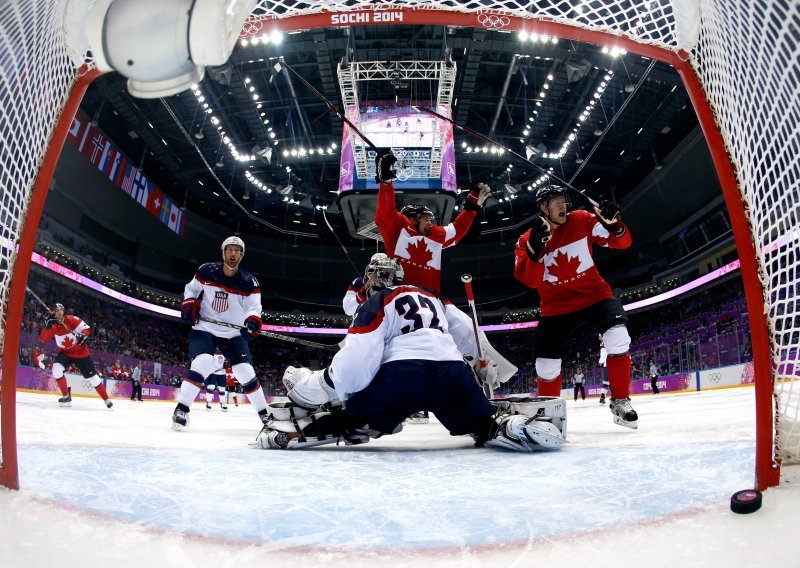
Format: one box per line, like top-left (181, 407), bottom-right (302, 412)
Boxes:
top-left (525, 217), bottom-right (551, 261)
top-left (74, 333), bottom-right (89, 346)
top-left (244, 315), bottom-right (262, 337)
top-left (374, 149), bottom-right (397, 183)
top-left (464, 182), bottom-right (491, 211)
top-left (181, 298), bottom-right (201, 325)
top-left (44, 317), bottom-right (58, 329)
top-left (594, 200), bottom-right (625, 236)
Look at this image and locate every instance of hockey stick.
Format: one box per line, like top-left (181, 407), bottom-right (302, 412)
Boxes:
top-left (26, 286), bottom-right (52, 314)
top-left (415, 107), bottom-right (599, 208)
top-left (461, 274), bottom-right (493, 398)
top-left (199, 316), bottom-right (340, 352)
top-left (275, 59), bottom-right (379, 152)
top-left (322, 207), bottom-right (363, 278)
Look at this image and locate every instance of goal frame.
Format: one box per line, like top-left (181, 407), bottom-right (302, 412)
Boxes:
top-left (0, 5), bottom-right (779, 491)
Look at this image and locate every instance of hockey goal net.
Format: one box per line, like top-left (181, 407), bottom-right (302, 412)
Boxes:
top-left (0, 0), bottom-right (797, 491)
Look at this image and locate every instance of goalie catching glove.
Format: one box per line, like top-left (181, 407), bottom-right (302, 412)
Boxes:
top-left (464, 182), bottom-right (492, 211)
top-left (374, 148), bottom-right (397, 183)
top-left (594, 200), bottom-right (625, 236)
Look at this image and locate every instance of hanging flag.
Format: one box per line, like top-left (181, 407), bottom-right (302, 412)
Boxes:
top-left (121, 164), bottom-right (138, 196)
top-left (167, 201), bottom-right (184, 235)
top-left (146, 186), bottom-right (164, 218)
top-left (131, 171), bottom-right (151, 207)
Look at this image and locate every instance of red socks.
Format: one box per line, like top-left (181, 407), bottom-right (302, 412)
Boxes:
top-left (607, 354), bottom-right (632, 399)
top-left (56, 377), bottom-right (69, 396)
top-left (94, 382), bottom-right (109, 400)
top-left (537, 375), bottom-right (563, 397)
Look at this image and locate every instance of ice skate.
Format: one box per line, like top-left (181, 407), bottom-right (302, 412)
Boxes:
top-left (407, 411), bottom-right (429, 424)
top-left (104, 399), bottom-right (113, 409)
top-left (220, 404), bottom-right (228, 412)
top-left (58, 387), bottom-right (72, 407)
top-left (609, 397), bottom-right (638, 429)
top-left (172, 404), bottom-right (190, 431)
top-left (486, 414), bottom-right (566, 452)
top-left (205, 402), bottom-right (212, 411)
top-left (599, 393), bottom-right (606, 405)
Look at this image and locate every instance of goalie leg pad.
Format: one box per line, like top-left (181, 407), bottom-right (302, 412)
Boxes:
top-left (486, 414), bottom-right (567, 452)
top-left (490, 395), bottom-right (567, 439)
top-left (257, 408), bottom-right (368, 449)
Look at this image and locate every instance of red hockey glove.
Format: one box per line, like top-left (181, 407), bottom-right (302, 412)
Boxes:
top-left (244, 315), bottom-right (262, 337)
top-left (181, 298), bottom-right (201, 325)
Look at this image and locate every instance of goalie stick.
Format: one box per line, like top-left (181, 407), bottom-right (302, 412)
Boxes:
top-left (414, 106), bottom-right (599, 208)
top-left (199, 316), bottom-right (340, 352)
top-left (461, 274), bottom-right (493, 398)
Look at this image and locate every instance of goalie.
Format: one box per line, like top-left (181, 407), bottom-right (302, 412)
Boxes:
top-left (256, 264), bottom-right (567, 452)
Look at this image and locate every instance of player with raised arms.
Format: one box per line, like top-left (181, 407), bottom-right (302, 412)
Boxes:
top-left (514, 185), bottom-right (638, 428)
top-left (373, 149), bottom-right (516, 390)
top-left (172, 236), bottom-right (269, 430)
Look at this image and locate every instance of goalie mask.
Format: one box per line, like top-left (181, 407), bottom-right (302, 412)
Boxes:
top-left (365, 253), bottom-right (401, 294)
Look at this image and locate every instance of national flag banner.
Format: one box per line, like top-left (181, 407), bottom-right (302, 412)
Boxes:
top-left (64, 108), bottom-right (187, 237)
top-left (121, 164), bottom-right (138, 196)
top-left (167, 201), bottom-right (185, 236)
top-left (146, 186), bottom-right (164, 218)
top-left (131, 171), bottom-right (151, 207)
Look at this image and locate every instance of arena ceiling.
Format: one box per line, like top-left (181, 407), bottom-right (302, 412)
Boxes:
top-left (79, 23), bottom-right (698, 245)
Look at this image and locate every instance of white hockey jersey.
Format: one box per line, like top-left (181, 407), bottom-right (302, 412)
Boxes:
top-left (184, 262), bottom-right (262, 338)
top-left (330, 285), bottom-right (468, 401)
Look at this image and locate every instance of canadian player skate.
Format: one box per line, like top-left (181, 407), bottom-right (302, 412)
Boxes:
top-left (609, 397), bottom-right (638, 429)
top-left (58, 387), bottom-right (72, 407)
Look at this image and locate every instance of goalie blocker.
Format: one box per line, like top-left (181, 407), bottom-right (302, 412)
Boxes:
top-left (256, 396), bottom-right (567, 452)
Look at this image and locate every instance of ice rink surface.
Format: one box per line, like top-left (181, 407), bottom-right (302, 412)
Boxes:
top-left (2, 387), bottom-right (798, 567)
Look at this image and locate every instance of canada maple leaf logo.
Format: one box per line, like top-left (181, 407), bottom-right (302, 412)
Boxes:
top-left (61, 335), bottom-right (75, 350)
top-left (407, 239), bottom-right (434, 267)
top-left (547, 250), bottom-right (583, 281)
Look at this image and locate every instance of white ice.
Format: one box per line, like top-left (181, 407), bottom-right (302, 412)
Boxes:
top-left (1, 388), bottom-right (798, 567)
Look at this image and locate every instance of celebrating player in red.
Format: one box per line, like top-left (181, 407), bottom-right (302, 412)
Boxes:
top-left (38, 303), bottom-right (113, 408)
top-left (514, 185), bottom-right (638, 428)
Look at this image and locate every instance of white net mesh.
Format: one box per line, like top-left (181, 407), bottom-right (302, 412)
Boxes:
top-left (691, 0), bottom-right (800, 463)
top-left (0, 0), bottom-right (80, 476)
top-left (1, 0), bottom-right (797, 486)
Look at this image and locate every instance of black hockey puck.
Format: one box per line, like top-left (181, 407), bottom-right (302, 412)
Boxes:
top-left (730, 489), bottom-right (763, 514)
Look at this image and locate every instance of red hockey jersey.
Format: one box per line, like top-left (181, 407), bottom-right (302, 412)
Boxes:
top-left (375, 181), bottom-right (476, 293)
top-left (514, 209), bottom-right (632, 316)
top-left (39, 314), bottom-right (91, 359)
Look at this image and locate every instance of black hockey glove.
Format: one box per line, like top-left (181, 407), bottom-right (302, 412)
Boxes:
top-left (44, 317), bottom-right (58, 329)
top-left (181, 298), bottom-right (201, 325)
top-left (74, 333), bottom-right (89, 346)
top-left (595, 200), bottom-right (625, 236)
top-left (525, 217), bottom-right (551, 261)
top-left (374, 149), bottom-right (397, 184)
top-left (244, 315), bottom-right (262, 337)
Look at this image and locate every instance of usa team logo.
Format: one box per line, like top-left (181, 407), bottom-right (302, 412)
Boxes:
top-left (212, 290), bottom-right (229, 312)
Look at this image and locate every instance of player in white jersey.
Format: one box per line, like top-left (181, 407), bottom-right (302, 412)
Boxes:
top-left (256, 265), bottom-right (567, 452)
top-left (204, 350), bottom-right (228, 411)
top-left (172, 236), bottom-right (269, 430)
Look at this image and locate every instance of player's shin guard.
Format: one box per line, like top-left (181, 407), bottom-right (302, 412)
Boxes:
top-left (56, 377), bottom-right (69, 396)
top-left (606, 354), bottom-right (632, 398)
top-left (241, 379), bottom-right (268, 416)
top-left (177, 376), bottom-right (202, 407)
top-left (537, 376), bottom-right (562, 397)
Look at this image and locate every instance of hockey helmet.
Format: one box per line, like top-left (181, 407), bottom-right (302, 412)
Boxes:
top-left (53, 303), bottom-right (65, 313)
top-left (365, 254), bottom-right (400, 293)
top-left (221, 235), bottom-right (245, 255)
top-left (536, 185), bottom-right (570, 208)
top-left (400, 203), bottom-right (436, 225)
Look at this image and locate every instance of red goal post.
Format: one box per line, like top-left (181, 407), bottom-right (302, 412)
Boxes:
top-left (1, 0), bottom-right (797, 491)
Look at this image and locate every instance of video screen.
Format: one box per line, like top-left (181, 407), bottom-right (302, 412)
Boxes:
top-left (338, 104), bottom-right (456, 192)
